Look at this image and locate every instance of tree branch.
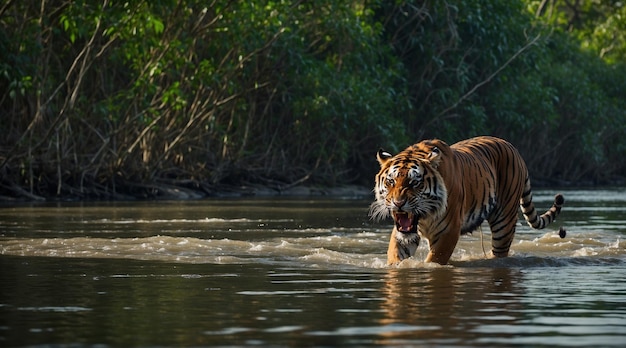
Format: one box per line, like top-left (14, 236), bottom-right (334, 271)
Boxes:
top-left (435, 33), bottom-right (542, 119)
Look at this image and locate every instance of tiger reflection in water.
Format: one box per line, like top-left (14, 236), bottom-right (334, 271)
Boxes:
top-left (376, 266), bottom-right (524, 343)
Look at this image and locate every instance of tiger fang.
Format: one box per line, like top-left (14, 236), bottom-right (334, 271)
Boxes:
top-left (392, 212), bottom-right (417, 233)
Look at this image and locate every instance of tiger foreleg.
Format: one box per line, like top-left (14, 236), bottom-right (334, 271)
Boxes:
top-left (424, 229), bottom-right (460, 265)
top-left (387, 227), bottom-right (420, 265)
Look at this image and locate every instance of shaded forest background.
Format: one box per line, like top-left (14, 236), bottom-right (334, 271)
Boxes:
top-left (1, 0), bottom-right (626, 200)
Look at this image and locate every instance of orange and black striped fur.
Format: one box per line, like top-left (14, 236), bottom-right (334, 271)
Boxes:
top-left (369, 136), bottom-right (564, 265)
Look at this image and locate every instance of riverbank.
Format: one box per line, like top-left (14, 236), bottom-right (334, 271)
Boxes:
top-left (2, 175), bottom-right (623, 202)
top-left (0, 182), bottom-right (373, 202)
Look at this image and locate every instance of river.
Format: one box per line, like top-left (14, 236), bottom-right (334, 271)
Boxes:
top-left (1, 188), bottom-right (625, 347)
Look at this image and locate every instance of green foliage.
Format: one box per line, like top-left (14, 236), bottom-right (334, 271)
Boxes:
top-left (525, 0), bottom-right (626, 180)
top-left (0, 0), bottom-right (410, 198)
top-left (1, 0), bottom-right (626, 199)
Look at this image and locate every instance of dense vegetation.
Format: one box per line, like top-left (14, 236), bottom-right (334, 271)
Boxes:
top-left (1, 0), bottom-right (625, 200)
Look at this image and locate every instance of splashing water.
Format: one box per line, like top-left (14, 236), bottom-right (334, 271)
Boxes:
top-left (1, 189), bottom-right (625, 269)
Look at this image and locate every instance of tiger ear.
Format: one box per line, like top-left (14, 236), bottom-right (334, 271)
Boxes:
top-left (376, 149), bottom-right (393, 166)
top-left (426, 146), bottom-right (442, 168)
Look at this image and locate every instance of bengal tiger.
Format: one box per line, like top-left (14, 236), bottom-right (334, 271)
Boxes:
top-left (369, 136), bottom-right (564, 265)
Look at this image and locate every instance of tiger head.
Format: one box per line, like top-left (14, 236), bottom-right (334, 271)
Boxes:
top-left (369, 140), bottom-right (449, 234)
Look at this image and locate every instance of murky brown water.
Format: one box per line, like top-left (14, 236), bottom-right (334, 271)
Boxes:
top-left (1, 189), bottom-right (625, 346)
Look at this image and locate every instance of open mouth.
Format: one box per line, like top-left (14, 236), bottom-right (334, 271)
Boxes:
top-left (393, 211), bottom-right (418, 233)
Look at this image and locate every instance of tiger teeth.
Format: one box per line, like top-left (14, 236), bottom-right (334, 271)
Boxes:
top-left (394, 212), bottom-right (416, 233)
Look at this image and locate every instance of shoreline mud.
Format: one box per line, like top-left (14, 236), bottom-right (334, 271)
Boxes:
top-left (0, 183), bottom-right (373, 203)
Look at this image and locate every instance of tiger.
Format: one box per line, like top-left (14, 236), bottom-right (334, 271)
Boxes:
top-left (369, 136), bottom-right (564, 265)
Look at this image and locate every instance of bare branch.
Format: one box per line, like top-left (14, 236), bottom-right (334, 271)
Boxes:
top-left (435, 33), bottom-right (542, 119)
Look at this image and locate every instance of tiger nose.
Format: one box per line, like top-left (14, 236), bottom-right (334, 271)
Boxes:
top-left (393, 199), bottom-right (406, 209)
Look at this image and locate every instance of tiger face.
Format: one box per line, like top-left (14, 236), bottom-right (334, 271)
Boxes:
top-left (369, 146), bottom-right (448, 235)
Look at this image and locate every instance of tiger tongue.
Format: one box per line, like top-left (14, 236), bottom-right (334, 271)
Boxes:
top-left (394, 212), bottom-right (415, 233)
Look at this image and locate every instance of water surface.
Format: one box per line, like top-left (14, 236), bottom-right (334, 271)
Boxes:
top-left (1, 189), bottom-right (625, 346)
